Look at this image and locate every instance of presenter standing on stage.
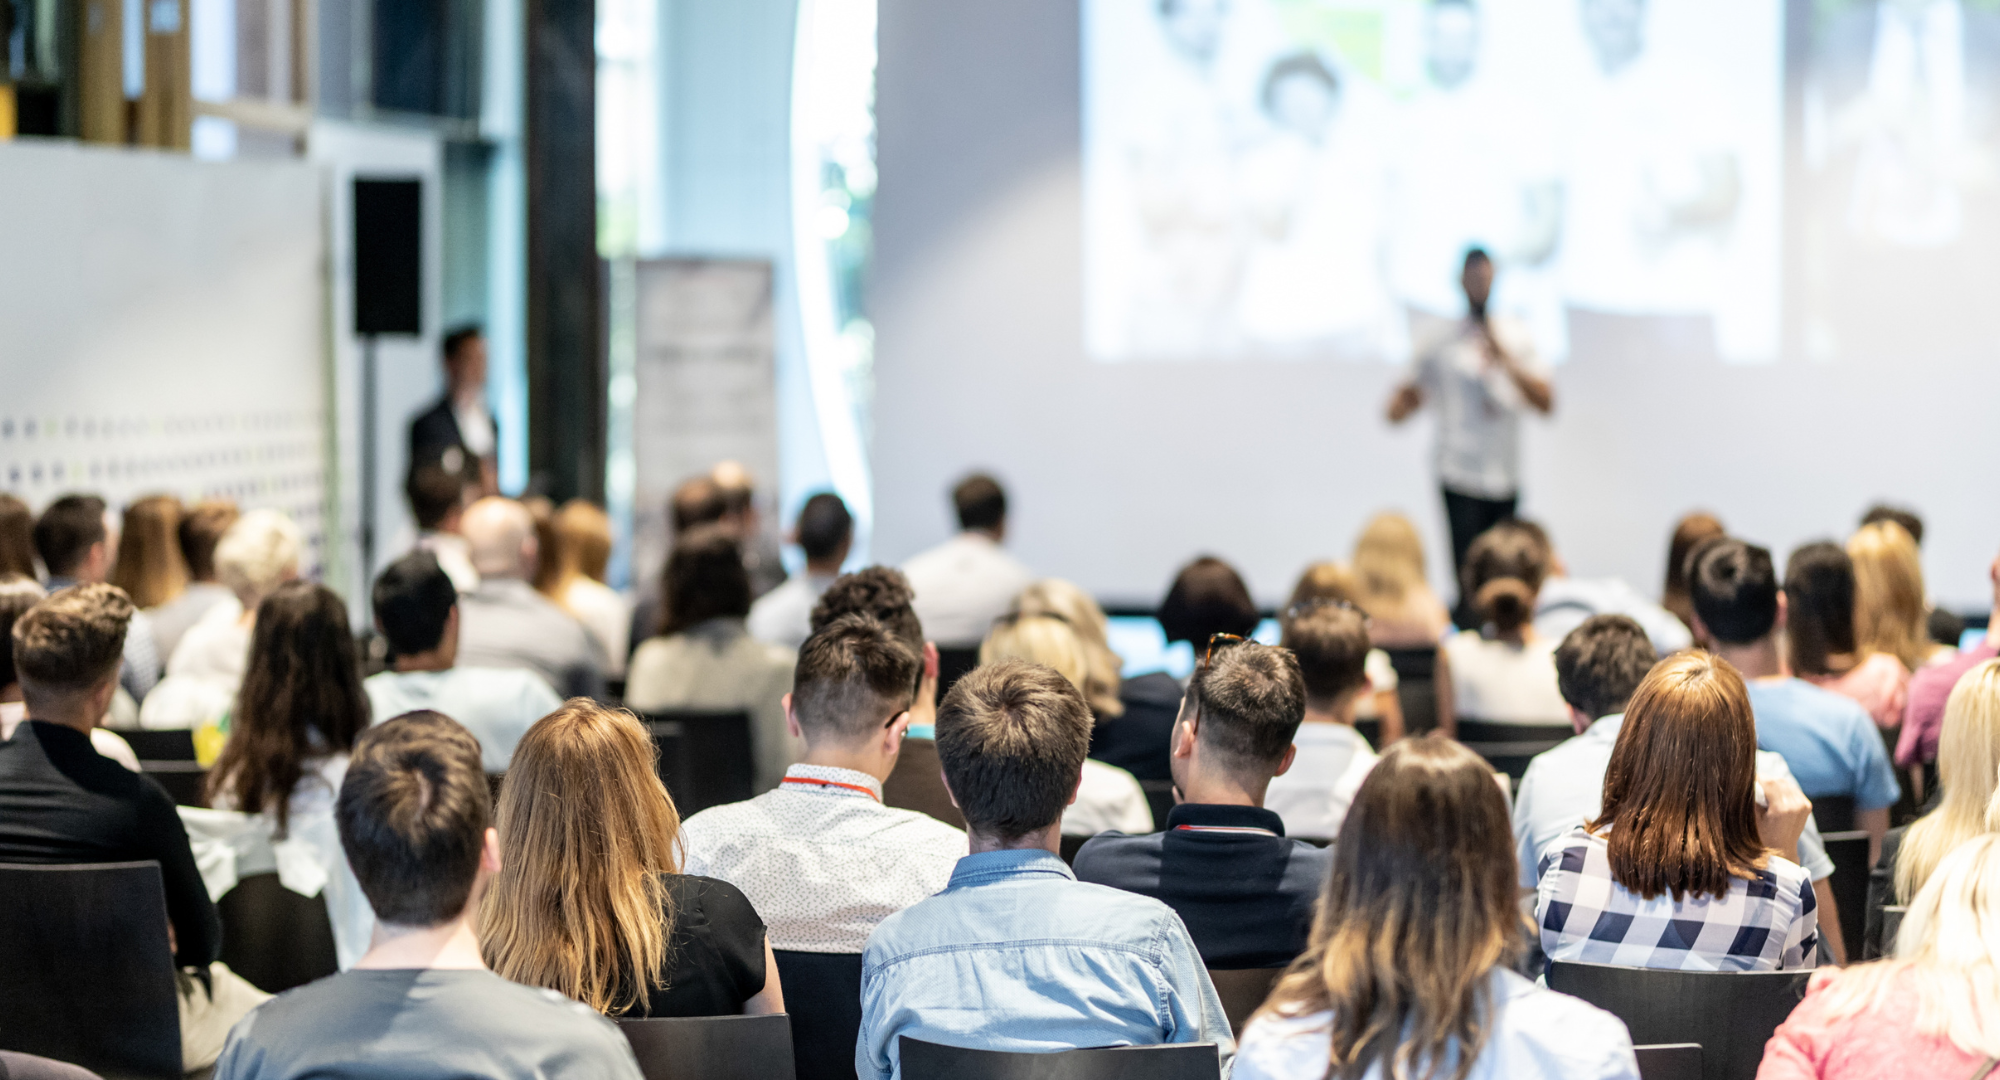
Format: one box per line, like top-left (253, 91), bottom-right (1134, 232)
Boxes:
top-left (1385, 248), bottom-right (1554, 627)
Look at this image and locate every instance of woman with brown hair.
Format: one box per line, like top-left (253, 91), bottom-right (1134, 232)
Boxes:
top-left (1235, 737), bottom-right (1638, 1080)
top-left (1440, 522), bottom-right (1565, 729)
top-left (536, 499), bottom-right (631, 679)
top-left (480, 699), bottom-right (783, 1018)
top-left (1662, 511), bottom-right (1725, 632)
top-left (1784, 542), bottom-right (1909, 730)
top-left (1349, 512), bottom-right (1452, 647)
top-left (1537, 652), bottom-right (1820, 971)
top-left (0, 494), bottom-right (38, 577)
top-left (109, 494), bottom-right (187, 610)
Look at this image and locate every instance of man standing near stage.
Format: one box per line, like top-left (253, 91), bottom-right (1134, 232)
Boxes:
top-left (1385, 248), bottom-right (1554, 627)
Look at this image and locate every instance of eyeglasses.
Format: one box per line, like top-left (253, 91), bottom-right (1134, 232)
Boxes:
top-left (1198, 632), bottom-right (1251, 676)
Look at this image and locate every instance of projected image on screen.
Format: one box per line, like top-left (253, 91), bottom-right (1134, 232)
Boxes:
top-left (1083, 0), bottom-right (1782, 364)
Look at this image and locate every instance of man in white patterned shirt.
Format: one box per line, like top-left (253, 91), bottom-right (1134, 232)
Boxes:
top-left (678, 613), bottom-right (967, 953)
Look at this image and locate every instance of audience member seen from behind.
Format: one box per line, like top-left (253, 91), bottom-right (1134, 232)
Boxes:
top-left (901, 473), bottom-right (1035, 648)
top-left (1850, 520), bottom-right (1948, 671)
top-left (626, 527), bottom-right (796, 792)
top-left (1536, 653), bottom-right (1821, 972)
top-left (0, 575), bottom-right (140, 769)
top-left (1074, 638), bottom-right (1329, 969)
top-left (405, 462), bottom-right (480, 593)
top-left (1442, 522), bottom-right (1567, 731)
top-left (1512, 616), bottom-right (1846, 961)
top-left (856, 660), bottom-right (1234, 1080)
top-left (35, 493), bottom-right (161, 702)
top-left (1266, 601), bottom-right (1381, 841)
top-left (0, 584), bottom-right (268, 1070)
top-left (366, 552), bottom-right (562, 774)
top-left (1285, 563), bottom-right (1404, 740)
top-left (1688, 539), bottom-right (1900, 862)
top-left (536, 500), bottom-right (631, 680)
top-left (149, 499), bottom-right (239, 663)
top-left (979, 613), bottom-right (1152, 836)
top-left (454, 496), bottom-right (607, 700)
top-left (1349, 511), bottom-right (1452, 647)
top-left (749, 492), bottom-right (854, 650)
top-left (1233, 738), bottom-right (1639, 1080)
top-left (711, 460), bottom-right (786, 599)
top-left (481, 700), bottom-right (784, 1017)
top-left (1008, 578), bottom-right (1171, 781)
top-left (212, 711), bottom-right (643, 1080)
top-left (1760, 835), bottom-right (2000, 1079)
top-left (1661, 511), bottom-right (1726, 633)
top-left (145, 508), bottom-right (303, 729)
top-left (109, 494), bottom-right (186, 610)
top-left (679, 614), bottom-right (965, 953)
top-left (0, 493), bottom-right (34, 577)
top-left (1785, 542), bottom-right (1909, 730)
top-left (1530, 522), bottom-right (1693, 656)
top-left (200, 582), bottom-right (376, 964)
top-left (1891, 660), bottom-right (2000, 905)
top-left (1900, 544), bottom-right (2000, 769)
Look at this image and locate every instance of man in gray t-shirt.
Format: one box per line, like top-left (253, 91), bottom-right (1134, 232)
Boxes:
top-left (212, 712), bottom-right (640, 1080)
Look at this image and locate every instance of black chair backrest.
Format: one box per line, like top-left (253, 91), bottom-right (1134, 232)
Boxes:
top-left (1207, 968), bottom-right (1282, 1036)
top-left (1634, 1043), bottom-right (1703, 1080)
top-left (639, 710), bottom-right (755, 816)
top-left (881, 737), bottom-right (964, 829)
top-left (934, 648), bottom-right (982, 704)
top-left (897, 1037), bottom-right (1221, 1080)
top-left (1137, 780), bottom-right (1174, 833)
top-left (771, 951), bottom-right (863, 1080)
top-left (1453, 721), bottom-right (1572, 780)
top-left (106, 729), bottom-right (207, 807)
top-left (0, 862), bottom-right (181, 1079)
top-left (1810, 794), bottom-right (1856, 834)
top-left (1352, 718), bottom-right (1382, 749)
top-left (1058, 833), bottom-right (1090, 866)
top-left (1382, 647), bottom-right (1441, 736)
top-left (217, 872), bottom-right (339, 994)
top-left (1878, 906), bottom-right (1908, 956)
top-left (1546, 961), bottom-right (1809, 1080)
top-left (619, 1013), bottom-right (797, 1080)
top-left (1818, 830), bottom-right (1870, 963)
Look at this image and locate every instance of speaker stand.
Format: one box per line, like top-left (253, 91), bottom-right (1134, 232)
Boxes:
top-left (360, 333), bottom-right (379, 589)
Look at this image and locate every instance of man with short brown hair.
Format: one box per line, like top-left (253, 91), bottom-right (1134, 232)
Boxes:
top-left (1262, 604), bottom-right (1380, 839)
top-left (855, 659), bottom-right (1233, 1080)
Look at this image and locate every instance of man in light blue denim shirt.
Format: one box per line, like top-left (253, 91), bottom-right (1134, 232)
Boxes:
top-left (856, 659), bottom-right (1235, 1079)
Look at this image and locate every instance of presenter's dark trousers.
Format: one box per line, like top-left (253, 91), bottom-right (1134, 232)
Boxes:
top-left (1442, 485), bottom-right (1518, 629)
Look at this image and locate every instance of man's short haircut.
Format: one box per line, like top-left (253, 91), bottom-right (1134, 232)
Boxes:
top-left (1158, 556), bottom-right (1261, 646)
top-left (796, 493), bottom-right (854, 562)
top-left (373, 551), bottom-right (458, 657)
top-left (12, 582), bottom-right (132, 693)
top-left (1689, 538), bottom-right (1779, 645)
top-left (671, 476), bottom-right (729, 535)
top-left (1463, 246), bottom-right (1492, 269)
top-left (1554, 615), bottom-right (1657, 721)
top-left (405, 463), bottom-right (471, 530)
top-left (811, 567), bottom-right (925, 654)
top-left (0, 575), bottom-right (47, 689)
top-left (1281, 605), bottom-right (1371, 708)
top-left (1860, 504), bottom-right (1924, 547)
top-left (1188, 643), bottom-right (1307, 770)
top-left (936, 659), bottom-right (1092, 840)
top-left (660, 526), bottom-right (750, 637)
top-left (792, 613), bottom-right (921, 743)
top-left (177, 500), bottom-right (239, 582)
top-left (32, 494), bottom-right (107, 578)
top-left (952, 474), bottom-right (1008, 533)
top-left (442, 324), bottom-right (483, 362)
top-left (336, 710), bottom-right (491, 927)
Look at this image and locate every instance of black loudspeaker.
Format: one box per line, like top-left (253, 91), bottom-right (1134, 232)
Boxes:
top-left (352, 178), bottom-right (423, 336)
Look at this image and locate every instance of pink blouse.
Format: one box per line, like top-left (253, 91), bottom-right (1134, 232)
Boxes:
top-left (1804, 652), bottom-right (1910, 731)
top-left (1758, 970), bottom-right (1988, 1080)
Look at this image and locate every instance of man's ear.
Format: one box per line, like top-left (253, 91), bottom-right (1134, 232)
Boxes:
top-left (1273, 743), bottom-right (1298, 778)
top-left (1567, 704), bottom-right (1593, 736)
top-left (783, 693), bottom-right (802, 741)
top-left (923, 642), bottom-right (940, 681)
top-left (1067, 767), bottom-right (1083, 807)
top-left (1773, 591), bottom-right (1789, 633)
top-left (1170, 716), bottom-right (1198, 760)
top-left (1688, 610), bottom-right (1712, 648)
top-left (939, 769), bottom-right (959, 810)
top-left (480, 827), bottom-right (503, 874)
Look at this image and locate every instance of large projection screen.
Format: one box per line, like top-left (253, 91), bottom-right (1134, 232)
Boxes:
top-left (873, 0), bottom-right (2000, 610)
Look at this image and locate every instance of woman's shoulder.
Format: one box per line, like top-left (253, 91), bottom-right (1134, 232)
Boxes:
top-left (1487, 970), bottom-right (1638, 1070)
top-left (663, 873), bottom-right (764, 931)
top-left (1234, 1009), bottom-right (1334, 1080)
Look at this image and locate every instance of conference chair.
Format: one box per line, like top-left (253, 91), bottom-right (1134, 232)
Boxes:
top-left (897, 1037), bottom-right (1221, 1080)
top-left (1353, 718), bottom-right (1382, 749)
top-left (770, 950), bottom-right (864, 1080)
top-left (1861, 825), bottom-right (1904, 961)
top-left (0, 1050), bottom-right (108, 1080)
top-left (1818, 830), bottom-right (1871, 964)
top-left (934, 648), bottom-right (981, 704)
top-left (882, 737), bottom-right (964, 829)
top-left (1451, 721), bottom-right (1572, 781)
top-left (1058, 834), bottom-right (1091, 866)
top-left (1633, 1044), bottom-right (1703, 1080)
top-left (0, 862), bottom-right (181, 1080)
top-left (1809, 794), bottom-right (1855, 834)
top-left (1137, 780), bottom-right (1174, 833)
top-left (216, 872), bottom-right (339, 994)
top-left (1545, 961), bottom-right (1809, 1080)
top-left (639, 710), bottom-right (755, 816)
top-left (1871, 906), bottom-right (1908, 962)
top-left (110, 728), bottom-right (206, 807)
top-left (619, 1013), bottom-right (796, 1080)
top-left (1206, 968), bottom-right (1282, 1035)
top-left (1382, 647), bottom-right (1442, 736)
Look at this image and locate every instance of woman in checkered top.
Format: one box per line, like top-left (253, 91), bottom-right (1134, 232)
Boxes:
top-left (1535, 651), bottom-right (1822, 972)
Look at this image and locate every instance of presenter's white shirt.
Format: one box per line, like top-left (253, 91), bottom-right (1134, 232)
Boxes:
top-left (363, 666), bottom-right (564, 773)
top-left (1413, 315), bottom-right (1545, 498)
top-left (1441, 629), bottom-right (1568, 725)
top-left (453, 396), bottom-right (496, 458)
top-left (902, 532), bottom-right (1035, 647)
top-left (1264, 722), bottom-right (1378, 842)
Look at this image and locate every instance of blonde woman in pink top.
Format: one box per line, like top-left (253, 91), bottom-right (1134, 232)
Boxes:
top-left (1757, 834), bottom-right (2000, 1079)
top-left (1784, 543), bottom-right (1910, 730)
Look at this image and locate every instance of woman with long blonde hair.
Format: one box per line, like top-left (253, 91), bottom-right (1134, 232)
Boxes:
top-left (1848, 521), bottom-right (1944, 671)
top-left (1350, 513), bottom-right (1451, 647)
top-left (535, 499), bottom-right (631, 678)
top-left (1235, 737), bottom-right (1638, 1080)
top-left (1894, 660), bottom-right (2000, 904)
top-left (1761, 835), bottom-right (2000, 1078)
top-left (480, 699), bottom-right (783, 1017)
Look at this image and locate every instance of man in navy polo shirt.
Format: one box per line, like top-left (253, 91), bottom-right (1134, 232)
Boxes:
top-left (1073, 638), bottom-right (1330, 969)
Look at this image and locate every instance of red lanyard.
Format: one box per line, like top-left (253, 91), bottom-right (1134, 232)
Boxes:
top-left (781, 776), bottom-right (881, 802)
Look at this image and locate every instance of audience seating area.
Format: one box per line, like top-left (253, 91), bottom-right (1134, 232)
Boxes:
top-left (1546, 962), bottom-right (1812, 1080)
